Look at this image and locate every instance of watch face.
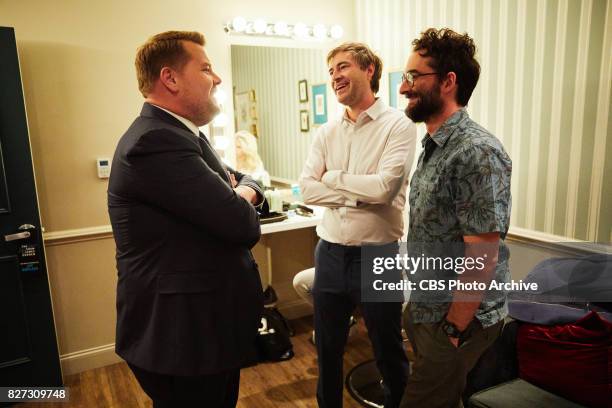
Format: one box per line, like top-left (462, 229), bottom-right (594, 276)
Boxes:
top-left (442, 320), bottom-right (460, 337)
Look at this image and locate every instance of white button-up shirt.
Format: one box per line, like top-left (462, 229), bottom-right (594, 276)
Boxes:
top-left (151, 104), bottom-right (201, 137)
top-left (299, 98), bottom-right (416, 246)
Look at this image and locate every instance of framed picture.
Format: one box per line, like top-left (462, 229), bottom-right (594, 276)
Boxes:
top-left (247, 89), bottom-right (256, 102)
top-left (300, 110), bottom-right (310, 132)
top-left (298, 79), bottom-right (308, 102)
top-left (234, 90), bottom-right (258, 137)
top-left (312, 83), bottom-right (328, 125)
top-left (388, 71), bottom-right (406, 110)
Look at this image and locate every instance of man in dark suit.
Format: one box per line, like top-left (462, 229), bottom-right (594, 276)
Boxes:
top-left (108, 31), bottom-right (264, 408)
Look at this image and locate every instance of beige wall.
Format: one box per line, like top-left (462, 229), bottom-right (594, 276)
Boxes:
top-left (0, 0), bottom-right (355, 232)
top-left (0, 0), bottom-right (355, 375)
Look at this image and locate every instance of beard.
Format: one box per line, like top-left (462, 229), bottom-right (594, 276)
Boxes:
top-left (404, 84), bottom-right (443, 123)
top-left (207, 99), bottom-right (221, 119)
top-left (194, 99), bottom-right (220, 126)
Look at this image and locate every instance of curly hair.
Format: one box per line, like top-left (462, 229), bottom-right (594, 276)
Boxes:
top-left (327, 42), bottom-right (383, 93)
top-left (135, 31), bottom-right (205, 97)
top-left (412, 28), bottom-right (480, 106)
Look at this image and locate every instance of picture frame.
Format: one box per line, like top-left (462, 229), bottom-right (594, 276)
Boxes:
top-left (388, 70), bottom-right (406, 110)
top-left (312, 83), bottom-right (328, 125)
top-left (300, 110), bottom-right (310, 132)
top-left (248, 89), bottom-right (256, 102)
top-left (298, 79), bottom-right (308, 103)
top-left (234, 89), bottom-right (258, 137)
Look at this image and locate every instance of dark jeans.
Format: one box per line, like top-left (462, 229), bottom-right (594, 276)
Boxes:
top-left (313, 239), bottom-right (409, 408)
top-left (400, 306), bottom-right (504, 408)
top-left (128, 363), bottom-right (240, 408)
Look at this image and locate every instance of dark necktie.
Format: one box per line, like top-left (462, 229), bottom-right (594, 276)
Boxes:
top-left (197, 131), bottom-right (213, 151)
top-left (196, 132), bottom-right (229, 184)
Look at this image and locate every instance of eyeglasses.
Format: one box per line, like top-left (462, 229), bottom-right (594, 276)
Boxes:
top-left (401, 71), bottom-right (439, 87)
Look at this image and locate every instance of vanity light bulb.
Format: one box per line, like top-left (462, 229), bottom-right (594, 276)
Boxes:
top-left (253, 19), bottom-right (267, 34)
top-left (313, 24), bottom-right (327, 40)
top-left (274, 21), bottom-right (289, 36)
top-left (330, 25), bottom-right (344, 39)
top-left (232, 16), bottom-right (247, 32)
top-left (293, 22), bottom-right (308, 39)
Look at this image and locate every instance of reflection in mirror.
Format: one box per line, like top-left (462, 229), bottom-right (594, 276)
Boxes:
top-left (235, 130), bottom-right (271, 188)
top-left (231, 45), bottom-right (340, 182)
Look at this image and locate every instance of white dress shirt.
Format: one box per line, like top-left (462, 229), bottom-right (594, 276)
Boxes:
top-left (299, 98), bottom-right (416, 246)
top-left (151, 104), bottom-right (201, 137)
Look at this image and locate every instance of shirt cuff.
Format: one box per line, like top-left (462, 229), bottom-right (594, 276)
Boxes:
top-left (254, 191), bottom-right (265, 208)
top-left (247, 186), bottom-right (265, 208)
top-left (237, 180), bottom-right (264, 208)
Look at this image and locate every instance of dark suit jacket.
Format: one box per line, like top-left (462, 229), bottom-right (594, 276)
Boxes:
top-left (108, 103), bottom-right (264, 376)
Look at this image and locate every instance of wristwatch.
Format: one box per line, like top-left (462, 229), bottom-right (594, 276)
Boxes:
top-left (441, 318), bottom-right (463, 338)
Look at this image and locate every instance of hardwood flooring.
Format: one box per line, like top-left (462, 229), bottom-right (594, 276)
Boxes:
top-left (18, 317), bottom-right (383, 408)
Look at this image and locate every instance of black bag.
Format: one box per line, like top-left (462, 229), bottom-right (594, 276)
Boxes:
top-left (256, 307), bottom-right (294, 362)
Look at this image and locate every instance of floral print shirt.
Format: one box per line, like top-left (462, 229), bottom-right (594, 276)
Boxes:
top-left (407, 108), bottom-right (512, 328)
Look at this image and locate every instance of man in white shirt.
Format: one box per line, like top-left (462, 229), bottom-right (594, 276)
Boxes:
top-left (299, 42), bottom-right (417, 408)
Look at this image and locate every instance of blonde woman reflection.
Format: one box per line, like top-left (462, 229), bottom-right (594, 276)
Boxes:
top-left (235, 131), bottom-right (271, 188)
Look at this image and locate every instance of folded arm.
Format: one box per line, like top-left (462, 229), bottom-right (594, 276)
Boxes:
top-left (299, 127), bottom-right (358, 208)
top-left (320, 120), bottom-right (416, 205)
top-left (227, 166), bottom-right (265, 208)
top-left (127, 130), bottom-right (261, 246)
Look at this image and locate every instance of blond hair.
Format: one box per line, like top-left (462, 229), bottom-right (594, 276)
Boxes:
top-left (135, 30), bottom-right (205, 97)
top-left (327, 42), bottom-right (383, 93)
top-left (235, 131), bottom-right (264, 173)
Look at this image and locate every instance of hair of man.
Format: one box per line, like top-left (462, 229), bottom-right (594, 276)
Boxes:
top-left (136, 30), bottom-right (205, 97)
top-left (327, 42), bottom-right (383, 93)
top-left (412, 28), bottom-right (480, 106)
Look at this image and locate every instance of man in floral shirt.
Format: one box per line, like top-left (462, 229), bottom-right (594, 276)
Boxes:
top-left (398, 28), bottom-right (512, 407)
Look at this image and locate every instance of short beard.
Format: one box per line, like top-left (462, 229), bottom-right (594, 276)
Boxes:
top-left (196, 102), bottom-right (220, 127)
top-left (405, 85), bottom-right (443, 123)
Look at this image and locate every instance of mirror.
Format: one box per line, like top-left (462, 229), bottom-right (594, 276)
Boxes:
top-left (231, 45), bottom-right (341, 183)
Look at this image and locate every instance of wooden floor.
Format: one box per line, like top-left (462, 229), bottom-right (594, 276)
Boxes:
top-left (19, 317), bottom-right (384, 408)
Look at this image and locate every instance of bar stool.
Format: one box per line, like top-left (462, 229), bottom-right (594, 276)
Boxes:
top-left (345, 299), bottom-right (413, 407)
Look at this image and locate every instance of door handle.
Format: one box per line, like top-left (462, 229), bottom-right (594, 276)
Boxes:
top-left (5, 231), bottom-right (31, 242)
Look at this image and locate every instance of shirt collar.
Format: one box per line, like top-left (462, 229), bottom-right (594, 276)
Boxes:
top-left (150, 104), bottom-right (200, 137)
top-left (342, 97), bottom-right (386, 123)
top-left (421, 108), bottom-right (469, 148)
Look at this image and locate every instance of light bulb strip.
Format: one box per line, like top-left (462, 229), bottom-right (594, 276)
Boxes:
top-left (224, 18), bottom-right (343, 40)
